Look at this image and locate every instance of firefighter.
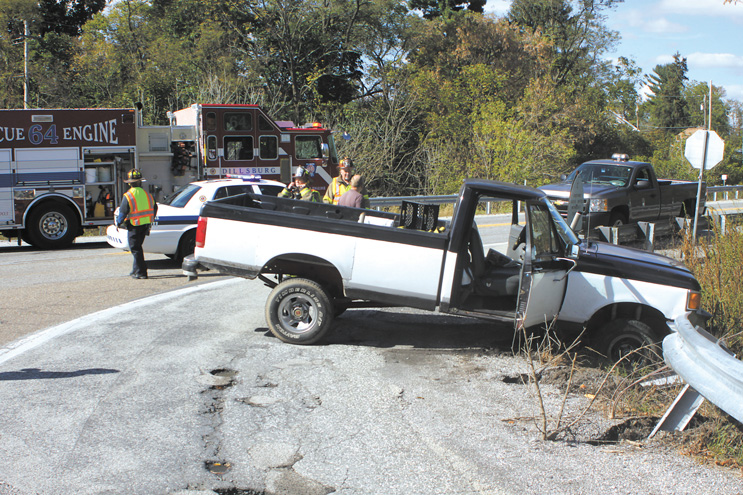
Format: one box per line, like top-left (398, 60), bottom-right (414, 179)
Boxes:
top-left (324, 156), bottom-right (355, 205)
top-left (278, 166), bottom-right (322, 202)
top-left (116, 169), bottom-right (157, 279)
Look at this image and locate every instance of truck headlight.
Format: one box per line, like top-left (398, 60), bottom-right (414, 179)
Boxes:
top-left (589, 198), bottom-right (609, 212)
top-left (687, 291), bottom-right (701, 311)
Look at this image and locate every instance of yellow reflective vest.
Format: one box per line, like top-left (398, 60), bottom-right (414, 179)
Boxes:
top-left (123, 187), bottom-right (156, 226)
top-left (324, 177), bottom-right (351, 205)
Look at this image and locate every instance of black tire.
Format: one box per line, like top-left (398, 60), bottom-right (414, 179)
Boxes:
top-left (26, 203), bottom-right (79, 249)
top-left (594, 319), bottom-right (663, 366)
top-left (608, 211), bottom-right (628, 227)
top-left (176, 229), bottom-right (196, 263)
top-left (265, 278), bottom-right (334, 344)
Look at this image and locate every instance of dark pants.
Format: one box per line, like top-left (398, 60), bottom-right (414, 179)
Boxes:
top-left (127, 225), bottom-right (149, 277)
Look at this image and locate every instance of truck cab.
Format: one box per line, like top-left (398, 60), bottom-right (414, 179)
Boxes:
top-left (440, 180), bottom-right (578, 331)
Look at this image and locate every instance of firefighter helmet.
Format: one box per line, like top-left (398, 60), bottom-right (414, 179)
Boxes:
top-left (124, 169), bottom-right (144, 183)
top-left (339, 157), bottom-right (354, 169)
top-left (294, 166), bottom-right (311, 182)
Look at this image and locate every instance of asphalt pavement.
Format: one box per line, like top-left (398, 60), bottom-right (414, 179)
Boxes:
top-left (1, 278), bottom-right (741, 495)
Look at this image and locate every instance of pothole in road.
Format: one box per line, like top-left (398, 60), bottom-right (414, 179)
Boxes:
top-left (214, 488), bottom-right (267, 495)
top-left (205, 460), bottom-right (232, 474)
top-left (209, 368), bottom-right (238, 390)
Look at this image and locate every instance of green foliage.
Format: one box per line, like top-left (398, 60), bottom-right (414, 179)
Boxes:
top-left (644, 53), bottom-right (690, 132)
top-left (683, 227), bottom-right (743, 355)
top-left (684, 81), bottom-right (731, 135)
top-left (408, 0), bottom-right (485, 20)
top-left (1, 0), bottom-right (741, 198)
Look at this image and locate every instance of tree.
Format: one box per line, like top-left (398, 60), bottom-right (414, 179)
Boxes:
top-left (507, 0), bottom-right (622, 87)
top-left (0, 0), bottom-right (106, 107)
top-left (684, 81), bottom-right (731, 135)
top-left (644, 52), bottom-right (690, 132)
top-left (407, 0), bottom-right (485, 20)
top-left (216, 0), bottom-right (374, 122)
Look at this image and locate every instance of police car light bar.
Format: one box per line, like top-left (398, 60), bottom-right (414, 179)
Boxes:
top-left (225, 174), bottom-right (262, 181)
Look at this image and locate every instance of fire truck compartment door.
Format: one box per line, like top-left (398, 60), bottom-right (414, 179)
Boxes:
top-left (0, 149), bottom-right (11, 222)
top-left (16, 148), bottom-right (80, 181)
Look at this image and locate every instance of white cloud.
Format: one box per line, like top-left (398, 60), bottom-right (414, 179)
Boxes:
top-left (657, 0), bottom-right (743, 17)
top-left (654, 54), bottom-right (676, 65)
top-left (643, 17), bottom-right (688, 34)
top-left (687, 52), bottom-right (743, 69)
top-left (619, 10), bottom-right (687, 35)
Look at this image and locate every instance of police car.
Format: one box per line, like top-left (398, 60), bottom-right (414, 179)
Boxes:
top-left (106, 176), bottom-right (285, 261)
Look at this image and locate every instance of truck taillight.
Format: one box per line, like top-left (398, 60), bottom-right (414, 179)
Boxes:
top-left (195, 217), bottom-right (207, 248)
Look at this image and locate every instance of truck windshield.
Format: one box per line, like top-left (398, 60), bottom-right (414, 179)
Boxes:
top-left (566, 163), bottom-right (632, 187)
top-left (161, 184), bottom-right (201, 207)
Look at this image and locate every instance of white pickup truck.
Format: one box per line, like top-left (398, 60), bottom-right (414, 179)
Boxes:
top-left (186, 179), bottom-right (708, 361)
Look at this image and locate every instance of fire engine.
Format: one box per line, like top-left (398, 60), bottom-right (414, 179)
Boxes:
top-left (0, 104), bottom-right (338, 248)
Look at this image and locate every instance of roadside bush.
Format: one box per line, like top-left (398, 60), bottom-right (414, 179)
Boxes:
top-left (680, 223), bottom-right (743, 354)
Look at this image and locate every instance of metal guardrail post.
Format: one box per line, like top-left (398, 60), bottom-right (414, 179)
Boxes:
top-left (661, 314), bottom-right (743, 425)
top-left (596, 226), bottom-right (618, 244)
top-left (649, 384), bottom-right (705, 438)
top-left (637, 221), bottom-right (655, 251)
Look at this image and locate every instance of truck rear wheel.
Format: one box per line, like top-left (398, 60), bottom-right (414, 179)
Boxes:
top-left (26, 203), bottom-right (79, 249)
top-left (594, 319), bottom-right (662, 366)
top-left (265, 278), bottom-right (334, 345)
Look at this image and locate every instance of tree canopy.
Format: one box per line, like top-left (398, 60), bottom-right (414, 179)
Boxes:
top-left (1, 0), bottom-right (741, 194)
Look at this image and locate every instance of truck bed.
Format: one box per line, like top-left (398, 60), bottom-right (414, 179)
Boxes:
top-left (196, 193), bottom-right (451, 309)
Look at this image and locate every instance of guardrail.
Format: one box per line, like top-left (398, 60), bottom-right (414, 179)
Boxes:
top-left (369, 185), bottom-right (743, 209)
top-left (660, 314), bottom-right (743, 425)
top-left (708, 185), bottom-right (743, 201)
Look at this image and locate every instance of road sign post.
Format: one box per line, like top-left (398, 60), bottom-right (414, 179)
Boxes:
top-left (685, 129), bottom-right (724, 239)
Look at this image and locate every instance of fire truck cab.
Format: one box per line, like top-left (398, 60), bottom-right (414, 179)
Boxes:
top-left (0, 104), bottom-right (337, 249)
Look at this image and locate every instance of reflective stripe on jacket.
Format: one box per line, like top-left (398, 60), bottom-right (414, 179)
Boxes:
top-left (124, 187), bottom-right (156, 226)
top-left (324, 177), bottom-right (351, 204)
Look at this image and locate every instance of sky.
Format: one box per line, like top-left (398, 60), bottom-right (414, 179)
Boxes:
top-left (484, 0), bottom-right (743, 102)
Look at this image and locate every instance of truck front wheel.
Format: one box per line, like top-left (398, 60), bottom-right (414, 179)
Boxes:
top-left (26, 203), bottom-right (79, 249)
top-left (266, 278), bottom-right (334, 345)
top-left (594, 319), bottom-right (662, 366)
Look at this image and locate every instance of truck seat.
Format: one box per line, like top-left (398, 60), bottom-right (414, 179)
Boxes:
top-left (468, 227), bottom-right (520, 297)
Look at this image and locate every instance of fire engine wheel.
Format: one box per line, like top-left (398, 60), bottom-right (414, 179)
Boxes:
top-left (594, 319), bottom-right (662, 366)
top-left (265, 278), bottom-right (334, 345)
top-left (26, 203), bottom-right (79, 249)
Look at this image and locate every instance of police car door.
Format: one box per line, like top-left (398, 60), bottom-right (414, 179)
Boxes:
top-left (516, 200), bottom-right (574, 330)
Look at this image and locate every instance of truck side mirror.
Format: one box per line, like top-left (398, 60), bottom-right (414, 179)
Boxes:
top-left (321, 143), bottom-right (329, 158)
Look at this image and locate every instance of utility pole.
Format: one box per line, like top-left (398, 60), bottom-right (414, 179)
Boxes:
top-left (24, 19), bottom-right (29, 109)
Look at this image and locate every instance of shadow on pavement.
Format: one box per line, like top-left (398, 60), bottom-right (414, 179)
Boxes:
top-left (254, 309), bottom-right (517, 351)
top-left (0, 367), bottom-right (120, 381)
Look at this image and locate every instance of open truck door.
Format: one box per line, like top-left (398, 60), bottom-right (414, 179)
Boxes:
top-left (441, 184), bottom-right (579, 329)
top-left (515, 201), bottom-right (577, 330)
